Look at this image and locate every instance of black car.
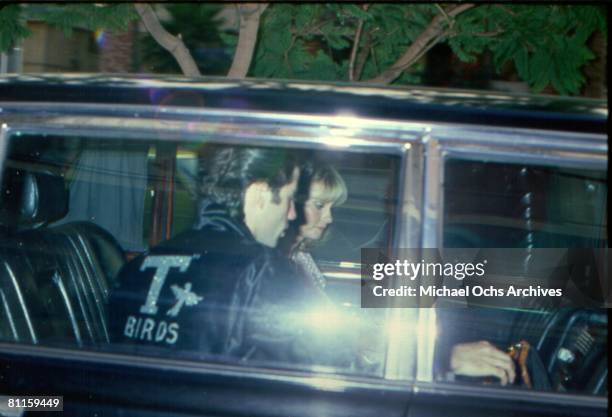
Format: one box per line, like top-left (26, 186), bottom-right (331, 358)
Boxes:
top-left (0, 74), bottom-right (607, 417)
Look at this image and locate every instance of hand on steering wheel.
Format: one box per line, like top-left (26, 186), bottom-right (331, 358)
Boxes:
top-left (450, 341), bottom-right (516, 386)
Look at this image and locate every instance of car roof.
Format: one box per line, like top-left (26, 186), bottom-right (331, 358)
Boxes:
top-left (0, 74), bottom-right (607, 134)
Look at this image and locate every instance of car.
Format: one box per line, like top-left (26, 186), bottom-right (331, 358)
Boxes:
top-left (0, 74), bottom-right (607, 417)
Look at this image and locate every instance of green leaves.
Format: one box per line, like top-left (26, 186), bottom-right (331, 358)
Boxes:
top-left (529, 49), bottom-right (552, 92)
top-left (249, 4), bottom-right (297, 78)
top-left (251, 4), bottom-right (342, 79)
top-left (483, 4), bottom-right (604, 94)
top-left (294, 4), bottom-right (320, 30)
top-left (343, 4), bottom-right (372, 22)
top-left (263, 4), bottom-right (293, 34)
top-left (513, 47), bottom-right (529, 81)
top-left (219, 32), bottom-right (238, 48)
top-left (248, 3), bottom-right (606, 93)
top-left (3, 2), bottom-right (603, 96)
top-left (446, 6), bottom-right (489, 63)
top-left (303, 50), bottom-right (339, 80)
top-left (0, 5), bottom-right (31, 52)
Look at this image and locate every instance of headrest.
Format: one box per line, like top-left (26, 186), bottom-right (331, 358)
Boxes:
top-left (0, 168), bottom-right (68, 227)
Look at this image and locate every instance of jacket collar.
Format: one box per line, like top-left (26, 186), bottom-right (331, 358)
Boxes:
top-left (194, 199), bottom-right (256, 243)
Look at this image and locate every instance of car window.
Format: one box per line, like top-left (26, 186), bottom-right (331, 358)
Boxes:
top-left (434, 157), bottom-right (607, 397)
top-left (1, 134), bottom-right (151, 250)
top-left (0, 129), bottom-right (403, 379)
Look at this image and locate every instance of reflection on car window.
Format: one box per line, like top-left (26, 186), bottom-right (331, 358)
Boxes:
top-left (435, 158), bottom-right (607, 396)
top-left (0, 132), bottom-right (400, 378)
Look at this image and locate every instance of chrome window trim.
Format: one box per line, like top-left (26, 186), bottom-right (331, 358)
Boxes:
top-left (383, 139), bottom-right (424, 381)
top-left (0, 101), bottom-right (607, 148)
top-left (413, 380), bottom-right (608, 411)
top-left (430, 124), bottom-right (606, 149)
top-left (433, 123), bottom-right (607, 170)
top-left (420, 134), bottom-right (444, 250)
top-left (440, 147), bottom-right (607, 171)
top-left (410, 135), bottom-right (445, 383)
top-left (0, 102), bottom-right (432, 141)
top-left (0, 124), bottom-right (9, 188)
top-left (0, 120), bottom-right (420, 157)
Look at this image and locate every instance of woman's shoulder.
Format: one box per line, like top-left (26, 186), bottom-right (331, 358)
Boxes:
top-left (292, 251), bottom-right (327, 290)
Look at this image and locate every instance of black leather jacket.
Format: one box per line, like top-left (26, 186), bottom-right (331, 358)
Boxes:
top-left (108, 204), bottom-right (354, 367)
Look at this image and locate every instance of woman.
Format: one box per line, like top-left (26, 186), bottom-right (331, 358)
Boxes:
top-left (278, 161), bottom-right (384, 371)
top-left (281, 161), bottom-right (347, 291)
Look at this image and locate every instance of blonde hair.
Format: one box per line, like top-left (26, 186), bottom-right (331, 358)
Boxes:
top-left (309, 164), bottom-right (347, 207)
top-left (297, 163), bottom-right (347, 250)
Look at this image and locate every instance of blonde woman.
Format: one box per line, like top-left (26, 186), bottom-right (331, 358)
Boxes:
top-left (282, 161), bottom-right (347, 291)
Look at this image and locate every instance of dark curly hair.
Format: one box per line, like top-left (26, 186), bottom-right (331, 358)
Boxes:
top-left (198, 144), bottom-right (298, 218)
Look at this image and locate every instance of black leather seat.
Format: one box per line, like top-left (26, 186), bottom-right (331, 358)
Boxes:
top-left (0, 168), bottom-right (126, 346)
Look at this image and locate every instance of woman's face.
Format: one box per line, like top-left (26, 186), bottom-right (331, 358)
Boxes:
top-left (299, 181), bottom-right (335, 242)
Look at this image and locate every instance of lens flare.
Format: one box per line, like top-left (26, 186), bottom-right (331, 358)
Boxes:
top-left (94, 29), bottom-right (106, 48)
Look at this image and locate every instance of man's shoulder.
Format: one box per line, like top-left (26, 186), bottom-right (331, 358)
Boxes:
top-left (155, 228), bottom-right (232, 252)
top-left (113, 228), bottom-right (269, 290)
top-left (149, 227), bottom-right (262, 257)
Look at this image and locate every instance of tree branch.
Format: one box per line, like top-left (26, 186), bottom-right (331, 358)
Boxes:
top-left (227, 3), bottom-right (268, 79)
top-left (435, 3), bottom-right (452, 28)
top-left (371, 46), bottom-right (379, 74)
top-left (349, 4), bottom-right (369, 81)
top-left (364, 3), bottom-right (476, 85)
top-left (354, 30), bottom-right (373, 81)
top-left (407, 30), bottom-right (448, 71)
top-left (283, 35), bottom-right (297, 75)
top-left (134, 4), bottom-right (200, 77)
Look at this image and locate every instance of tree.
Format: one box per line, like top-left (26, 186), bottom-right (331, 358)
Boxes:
top-left (138, 4), bottom-right (231, 76)
top-left (0, 3), bottom-right (606, 95)
top-left (134, 3), bottom-right (200, 76)
top-left (245, 3), bottom-right (607, 95)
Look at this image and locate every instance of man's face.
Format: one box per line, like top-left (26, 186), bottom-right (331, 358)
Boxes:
top-left (245, 167), bottom-right (299, 247)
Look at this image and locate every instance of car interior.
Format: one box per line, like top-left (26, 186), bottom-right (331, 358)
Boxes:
top-left (440, 158), bottom-right (608, 394)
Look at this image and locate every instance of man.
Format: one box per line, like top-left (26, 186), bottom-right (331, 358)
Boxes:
top-left (108, 145), bottom-right (299, 359)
